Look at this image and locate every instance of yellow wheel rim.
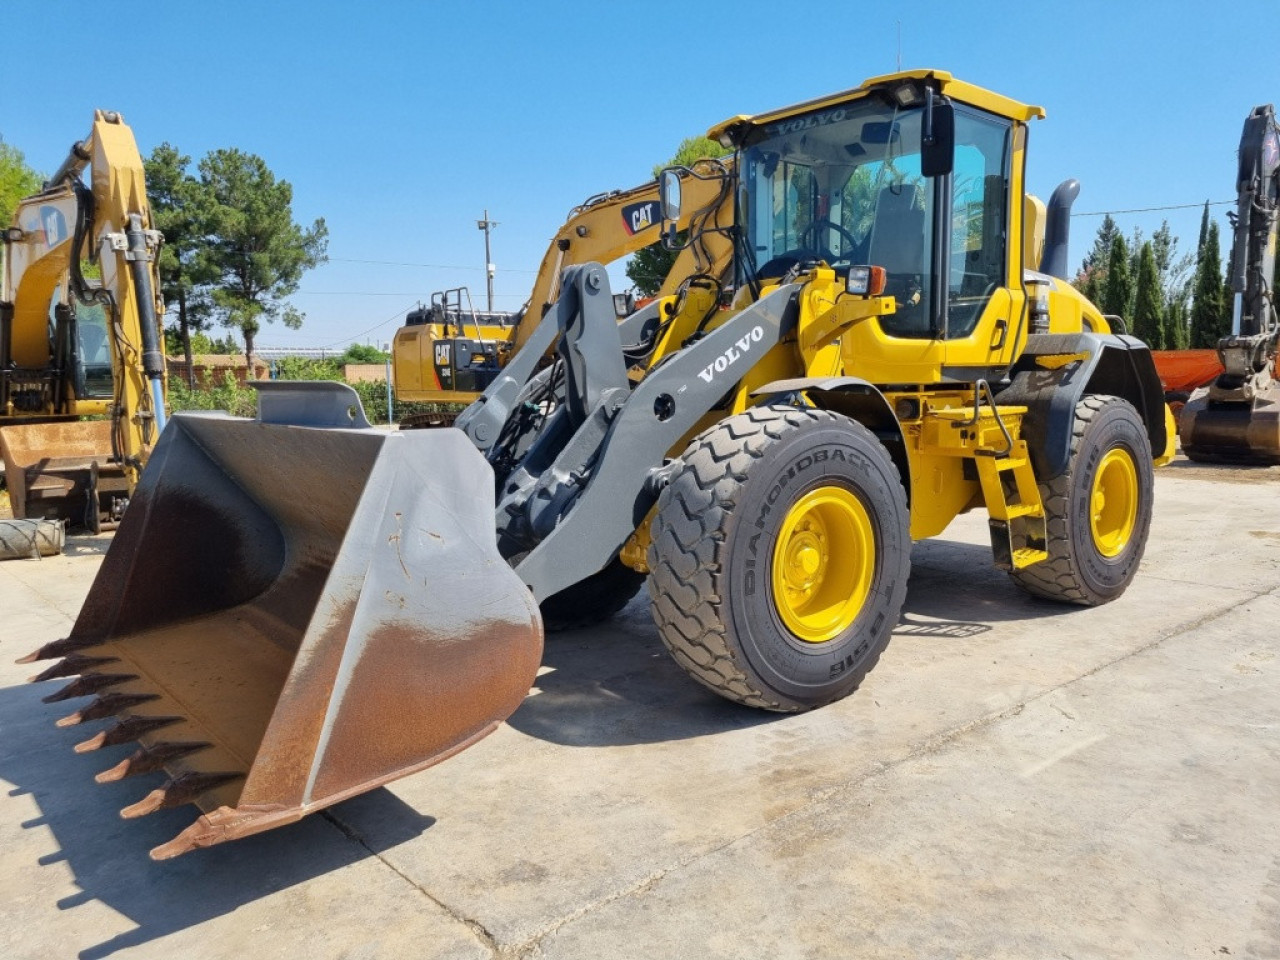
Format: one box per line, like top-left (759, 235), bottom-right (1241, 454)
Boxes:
top-left (771, 486), bottom-right (875, 643)
top-left (1090, 447), bottom-right (1138, 558)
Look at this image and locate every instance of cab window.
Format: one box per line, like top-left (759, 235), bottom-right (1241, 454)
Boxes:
top-left (947, 108), bottom-right (1011, 339)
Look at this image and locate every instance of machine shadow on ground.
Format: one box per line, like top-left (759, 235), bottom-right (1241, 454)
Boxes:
top-left (0, 682), bottom-right (434, 960)
top-left (0, 531), bottom-right (1072, 956)
top-left (507, 535), bottom-right (1062, 749)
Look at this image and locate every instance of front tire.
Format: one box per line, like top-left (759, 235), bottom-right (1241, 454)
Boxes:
top-left (647, 405), bottom-right (910, 712)
top-left (1011, 394), bottom-right (1153, 605)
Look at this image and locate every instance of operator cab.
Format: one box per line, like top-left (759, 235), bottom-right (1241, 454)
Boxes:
top-left (732, 77), bottom-right (1015, 344)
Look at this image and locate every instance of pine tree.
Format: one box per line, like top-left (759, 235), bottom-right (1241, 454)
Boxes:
top-left (1196, 202), bottom-right (1210, 258)
top-left (1190, 221), bottom-right (1228, 348)
top-left (1101, 232), bottom-right (1133, 323)
top-left (1132, 242), bottom-right (1164, 348)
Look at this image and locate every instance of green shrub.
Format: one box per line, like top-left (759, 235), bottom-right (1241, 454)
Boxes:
top-left (168, 371), bottom-right (256, 417)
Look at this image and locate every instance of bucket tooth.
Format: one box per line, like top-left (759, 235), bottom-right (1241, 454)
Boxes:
top-left (56, 692), bottom-right (160, 727)
top-left (95, 741), bottom-right (212, 783)
top-left (17, 636), bottom-right (107, 665)
top-left (42, 673), bottom-right (138, 703)
top-left (120, 772), bottom-right (244, 819)
top-left (29, 655), bottom-right (120, 683)
top-left (74, 715), bottom-right (183, 753)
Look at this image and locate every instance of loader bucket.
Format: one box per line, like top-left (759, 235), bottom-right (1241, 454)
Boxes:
top-left (22, 390), bottom-right (543, 859)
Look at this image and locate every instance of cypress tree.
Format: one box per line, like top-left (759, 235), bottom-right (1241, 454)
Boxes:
top-left (1081, 214), bottom-right (1120, 275)
top-left (1132, 242), bottom-right (1164, 348)
top-left (1101, 232), bottom-right (1133, 322)
top-left (1190, 221), bottom-right (1228, 348)
top-left (1165, 299), bottom-right (1190, 349)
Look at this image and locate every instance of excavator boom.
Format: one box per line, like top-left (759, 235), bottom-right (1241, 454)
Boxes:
top-left (392, 160), bottom-right (733, 406)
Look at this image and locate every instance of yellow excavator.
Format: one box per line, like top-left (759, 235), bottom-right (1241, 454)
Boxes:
top-left (391, 162), bottom-right (734, 416)
top-left (1, 111), bottom-right (167, 530)
top-left (25, 71), bottom-right (1172, 860)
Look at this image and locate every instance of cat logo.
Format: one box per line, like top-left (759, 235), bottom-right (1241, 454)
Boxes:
top-left (621, 200), bottom-right (659, 237)
top-left (434, 342), bottom-right (452, 368)
top-left (37, 205), bottom-right (68, 250)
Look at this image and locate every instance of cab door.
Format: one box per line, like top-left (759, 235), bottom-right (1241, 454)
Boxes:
top-left (940, 107), bottom-right (1025, 380)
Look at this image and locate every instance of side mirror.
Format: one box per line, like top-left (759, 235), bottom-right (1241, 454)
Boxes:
top-left (658, 168), bottom-right (684, 250)
top-left (920, 92), bottom-right (955, 178)
top-left (659, 168), bottom-right (682, 221)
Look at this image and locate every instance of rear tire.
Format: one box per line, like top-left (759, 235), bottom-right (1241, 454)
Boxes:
top-left (647, 405), bottom-right (909, 712)
top-left (1010, 394), bottom-right (1153, 605)
top-left (539, 556), bottom-right (645, 632)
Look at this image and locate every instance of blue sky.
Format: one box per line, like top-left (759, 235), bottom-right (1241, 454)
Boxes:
top-left (4, 1), bottom-right (1276, 351)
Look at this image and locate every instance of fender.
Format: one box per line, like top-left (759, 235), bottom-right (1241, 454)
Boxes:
top-left (996, 332), bottom-right (1168, 477)
top-left (751, 376), bottom-right (910, 504)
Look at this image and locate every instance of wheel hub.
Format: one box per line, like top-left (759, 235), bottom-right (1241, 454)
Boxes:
top-left (772, 487), bottom-right (875, 643)
top-left (1090, 447), bottom-right (1138, 558)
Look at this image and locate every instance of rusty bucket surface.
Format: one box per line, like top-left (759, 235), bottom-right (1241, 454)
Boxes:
top-left (23, 402), bottom-right (543, 859)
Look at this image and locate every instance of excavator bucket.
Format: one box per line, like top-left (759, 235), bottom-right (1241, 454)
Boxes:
top-left (1179, 383), bottom-right (1280, 464)
top-left (0, 421), bottom-right (130, 531)
top-left (21, 383), bottom-right (543, 859)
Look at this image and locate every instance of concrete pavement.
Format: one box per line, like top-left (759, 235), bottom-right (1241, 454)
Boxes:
top-left (1, 461), bottom-right (1278, 959)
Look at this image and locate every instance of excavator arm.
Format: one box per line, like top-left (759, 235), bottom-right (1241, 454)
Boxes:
top-left (513, 159), bottom-right (735, 351)
top-left (1226, 105), bottom-right (1279, 352)
top-left (392, 160), bottom-right (735, 407)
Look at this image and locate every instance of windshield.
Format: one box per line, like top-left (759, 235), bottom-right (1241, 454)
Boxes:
top-left (739, 97), bottom-right (934, 335)
top-left (75, 302), bottom-right (113, 399)
top-left (738, 97), bottom-right (1013, 341)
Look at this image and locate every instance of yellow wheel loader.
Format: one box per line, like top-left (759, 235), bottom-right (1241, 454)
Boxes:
top-left (391, 162), bottom-right (734, 413)
top-left (1, 111), bottom-right (167, 530)
top-left (25, 71), bottom-right (1173, 860)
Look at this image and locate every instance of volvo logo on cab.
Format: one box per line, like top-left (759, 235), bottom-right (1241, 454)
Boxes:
top-left (698, 326), bottom-right (765, 383)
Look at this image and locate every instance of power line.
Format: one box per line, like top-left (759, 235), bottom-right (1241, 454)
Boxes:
top-left (293, 290), bottom-right (527, 300)
top-left (301, 299), bottom-right (423, 350)
top-left (327, 256), bottom-right (537, 274)
top-left (1072, 199), bottom-right (1233, 217)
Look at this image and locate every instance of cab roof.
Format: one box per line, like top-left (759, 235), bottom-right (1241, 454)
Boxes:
top-left (707, 69), bottom-right (1046, 145)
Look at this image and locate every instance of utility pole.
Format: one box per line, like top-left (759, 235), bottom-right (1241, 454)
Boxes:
top-left (477, 209), bottom-right (498, 312)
